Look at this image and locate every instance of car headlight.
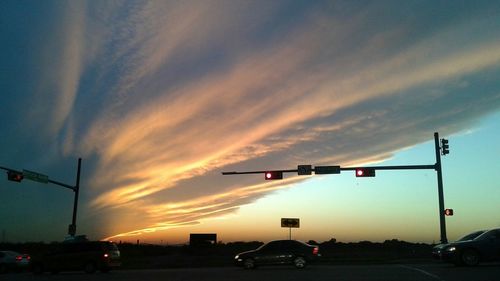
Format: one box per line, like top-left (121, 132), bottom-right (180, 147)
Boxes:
top-left (234, 255), bottom-right (239, 259)
top-left (445, 246), bottom-right (456, 252)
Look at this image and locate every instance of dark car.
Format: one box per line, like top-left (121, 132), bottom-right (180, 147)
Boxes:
top-left (234, 240), bottom-right (320, 269)
top-left (432, 228), bottom-right (500, 266)
top-left (432, 230), bottom-right (484, 259)
top-left (31, 239), bottom-right (121, 274)
top-left (0, 251), bottom-right (30, 273)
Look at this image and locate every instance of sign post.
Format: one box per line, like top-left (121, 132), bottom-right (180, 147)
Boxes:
top-left (281, 218), bottom-right (300, 240)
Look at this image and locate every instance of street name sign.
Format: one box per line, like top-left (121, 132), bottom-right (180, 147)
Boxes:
top-left (314, 165), bottom-right (341, 174)
top-left (23, 169), bottom-right (49, 184)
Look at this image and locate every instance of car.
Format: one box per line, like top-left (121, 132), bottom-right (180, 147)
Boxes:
top-left (234, 239), bottom-right (320, 269)
top-left (31, 238), bottom-right (121, 274)
top-left (432, 230), bottom-right (485, 260)
top-left (432, 228), bottom-right (500, 266)
top-left (0, 251), bottom-right (30, 273)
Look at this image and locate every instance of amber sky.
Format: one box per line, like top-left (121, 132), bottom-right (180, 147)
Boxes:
top-left (1, 0), bottom-right (500, 244)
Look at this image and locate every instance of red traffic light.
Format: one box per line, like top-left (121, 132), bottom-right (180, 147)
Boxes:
top-left (355, 168), bottom-right (375, 177)
top-left (444, 209), bottom-right (454, 216)
top-left (265, 171), bottom-right (283, 180)
top-left (7, 171), bottom-right (23, 182)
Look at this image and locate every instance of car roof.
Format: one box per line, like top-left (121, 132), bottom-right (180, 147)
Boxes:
top-left (269, 239), bottom-right (304, 242)
top-left (483, 228), bottom-right (500, 234)
top-left (267, 240), bottom-right (310, 245)
top-left (0, 250), bottom-right (21, 255)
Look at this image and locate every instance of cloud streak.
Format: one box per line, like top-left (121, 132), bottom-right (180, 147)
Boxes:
top-left (76, 1), bottom-right (500, 239)
top-left (3, 1), bottom-right (499, 241)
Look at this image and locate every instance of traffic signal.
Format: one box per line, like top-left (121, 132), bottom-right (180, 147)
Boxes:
top-left (265, 171), bottom-right (283, 180)
top-left (444, 209), bottom-right (454, 216)
top-left (355, 168), bottom-right (375, 177)
top-left (441, 139), bottom-right (449, 155)
top-left (7, 171), bottom-right (23, 182)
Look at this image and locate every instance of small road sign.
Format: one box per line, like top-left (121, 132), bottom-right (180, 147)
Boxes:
top-left (281, 218), bottom-right (300, 228)
top-left (297, 165), bottom-right (312, 175)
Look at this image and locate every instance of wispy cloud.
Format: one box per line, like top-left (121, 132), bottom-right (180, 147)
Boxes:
top-left (75, 1), bottom-right (500, 239)
top-left (104, 176), bottom-right (306, 240)
top-left (4, 1), bottom-right (499, 240)
top-left (22, 2), bottom-right (89, 139)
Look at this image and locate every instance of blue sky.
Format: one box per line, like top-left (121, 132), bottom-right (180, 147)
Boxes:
top-left (1, 0), bottom-right (499, 244)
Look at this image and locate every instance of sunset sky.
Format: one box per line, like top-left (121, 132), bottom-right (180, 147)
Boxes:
top-left (1, 0), bottom-right (499, 244)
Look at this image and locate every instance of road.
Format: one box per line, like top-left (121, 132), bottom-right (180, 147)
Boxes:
top-left (3, 263), bottom-right (500, 281)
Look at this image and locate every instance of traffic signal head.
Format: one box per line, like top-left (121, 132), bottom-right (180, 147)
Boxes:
top-left (444, 209), bottom-right (454, 216)
top-left (7, 171), bottom-right (23, 182)
top-left (355, 168), bottom-right (375, 177)
top-left (441, 139), bottom-right (449, 155)
top-left (265, 171), bottom-right (283, 180)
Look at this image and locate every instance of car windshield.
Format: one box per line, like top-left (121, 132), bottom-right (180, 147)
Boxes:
top-left (473, 229), bottom-right (499, 241)
top-left (457, 230), bottom-right (485, 241)
top-left (257, 241), bottom-right (278, 251)
top-left (104, 242), bottom-right (119, 251)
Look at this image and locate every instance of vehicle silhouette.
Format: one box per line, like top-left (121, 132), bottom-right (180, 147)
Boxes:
top-left (234, 239), bottom-right (320, 269)
top-left (0, 251), bottom-right (30, 273)
top-left (31, 238), bottom-right (121, 274)
top-left (432, 228), bottom-right (500, 266)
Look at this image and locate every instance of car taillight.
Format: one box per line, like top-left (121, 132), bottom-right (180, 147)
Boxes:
top-left (16, 255), bottom-right (23, 261)
top-left (313, 247), bottom-right (319, 255)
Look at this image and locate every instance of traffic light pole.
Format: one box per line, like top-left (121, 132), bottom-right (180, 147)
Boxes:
top-left (1, 158), bottom-right (82, 237)
top-left (69, 158), bottom-right (82, 237)
top-left (223, 165), bottom-right (436, 175)
top-left (223, 132), bottom-right (450, 244)
top-left (434, 132), bottom-right (448, 244)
